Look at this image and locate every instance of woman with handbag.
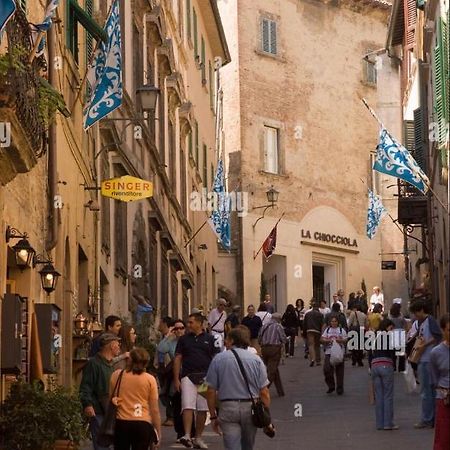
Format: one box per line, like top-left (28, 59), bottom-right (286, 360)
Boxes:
top-left (347, 304), bottom-right (367, 367)
top-left (110, 347), bottom-right (161, 450)
top-left (430, 314), bottom-right (450, 450)
top-left (321, 316), bottom-right (347, 395)
top-left (281, 304), bottom-right (300, 358)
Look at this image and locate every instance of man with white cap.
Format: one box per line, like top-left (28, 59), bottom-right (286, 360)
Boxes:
top-left (208, 298), bottom-right (228, 350)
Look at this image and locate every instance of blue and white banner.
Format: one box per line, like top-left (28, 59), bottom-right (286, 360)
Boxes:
top-left (31, 0), bottom-right (60, 56)
top-left (373, 128), bottom-right (429, 194)
top-left (366, 189), bottom-right (386, 240)
top-left (0, 0), bottom-right (16, 34)
top-left (208, 159), bottom-right (231, 251)
top-left (83, 0), bottom-right (122, 130)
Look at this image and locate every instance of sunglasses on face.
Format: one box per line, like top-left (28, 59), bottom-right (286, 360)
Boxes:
top-left (173, 327), bottom-right (185, 331)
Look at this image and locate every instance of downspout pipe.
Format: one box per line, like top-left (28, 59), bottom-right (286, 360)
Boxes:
top-left (45, 25), bottom-right (59, 252)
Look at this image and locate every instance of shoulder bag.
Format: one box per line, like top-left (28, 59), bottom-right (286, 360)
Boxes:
top-left (231, 349), bottom-right (271, 428)
top-left (96, 369), bottom-right (125, 447)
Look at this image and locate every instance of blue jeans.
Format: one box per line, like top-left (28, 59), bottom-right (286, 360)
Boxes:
top-left (219, 401), bottom-right (257, 450)
top-left (89, 415), bottom-right (112, 450)
top-left (371, 364), bottom-right (394, 429)
top-left (418, 361), bottom-right (436, 425)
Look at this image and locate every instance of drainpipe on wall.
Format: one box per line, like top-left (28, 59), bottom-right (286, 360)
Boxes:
top-left (45, 26), bottom-right (59, 252)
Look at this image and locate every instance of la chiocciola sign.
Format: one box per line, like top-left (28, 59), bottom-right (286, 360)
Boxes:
top-left (301, 229), bottom-right (358, 248)
top-left (101, 175), bottom-right (153, 202)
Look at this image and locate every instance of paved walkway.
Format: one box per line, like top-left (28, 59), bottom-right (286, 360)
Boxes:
top-left (159, 346), bottom-right (434, 450)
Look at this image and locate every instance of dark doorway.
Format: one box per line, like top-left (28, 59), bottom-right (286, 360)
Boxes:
top-left (313, 265), bottom-right (324, 303)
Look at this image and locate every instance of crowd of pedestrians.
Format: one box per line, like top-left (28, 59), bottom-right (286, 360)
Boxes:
top-left (78, 288), bottom-right (449, 450)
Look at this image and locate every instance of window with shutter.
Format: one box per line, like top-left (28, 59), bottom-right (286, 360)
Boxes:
top-left (261, 17), bottom-right (277, 55)
top-left (209, 61), bottom-right (214, 110)
top-left (203, 144), bottom-right (208, 186)
top-left (201, 36), bottom-right (206, 83)
top-left (413, 107), bottom-right (427, 172)
top-left (195, 121), bottom-right (199, 167)
top-left (433, 16), bottom-right (448, 162)
top-left (193, 8), bottom-right (198, 57)
top-left (264, 126), bottom-right (279, 174)
top-left (402, 0), bottom-right (417, 89)
top-left (186, 0), bottom-right (191, 40)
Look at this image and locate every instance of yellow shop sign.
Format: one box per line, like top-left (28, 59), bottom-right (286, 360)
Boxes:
top-left (101, 175), bottom-right (153, 202)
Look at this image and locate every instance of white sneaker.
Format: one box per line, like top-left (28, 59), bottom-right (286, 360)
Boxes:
top-left (192, 437), bottom-right (208, 449)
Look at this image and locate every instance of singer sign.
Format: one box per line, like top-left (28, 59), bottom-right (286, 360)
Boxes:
top-left (101, 175), bottom-right (153, 202)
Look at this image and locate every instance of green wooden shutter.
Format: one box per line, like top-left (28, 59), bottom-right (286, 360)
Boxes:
top-left (270, 20), bottom-right (277, 55)
top-left (186, 0), bottom-right (191, 40)
top-left (262, 19), bottom-right (270, 53)
top-left (203, 144), bottom-right (207, 186)
top-left (195, 121), bottom-right (199, 166)
top-left (188, 130), bottom-right (193, 158)
top-left (433, 17), bottom-right (448, 167)
top-left (201, 36), bottom-right (206, 81)
top-left (193, 8), bottom-right (198, 57)
top-left (209, 61), bottom-right (214, 110)
top-left (413, 107), bottom-right (426, 172)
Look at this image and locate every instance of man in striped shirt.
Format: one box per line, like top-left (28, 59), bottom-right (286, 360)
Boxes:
top-left (258, 312), bottom-right (287, 397)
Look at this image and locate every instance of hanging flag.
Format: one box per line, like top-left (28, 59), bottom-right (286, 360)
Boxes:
top-left (0, 0), bottom-right (16, 34)
top-left (262, 225), bottom-right (277, 260)
top-left (366, 189), bottom-right (387, 240)
top-left (208, 159), bottom-right (231, 250)
top-left (83, 0), bottom-right (122, 130)
top-left (30, 0), bottom-right (60, 56)
top-left (373, 128), bottom-right (429, 194)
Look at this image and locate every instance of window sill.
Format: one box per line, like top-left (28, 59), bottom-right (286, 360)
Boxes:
top-left (259, 170), bottom-right (289, 179)
top-left (255, 49), bottom-right (285, 63)
top-left (361, 80), bottom-right (377, 89)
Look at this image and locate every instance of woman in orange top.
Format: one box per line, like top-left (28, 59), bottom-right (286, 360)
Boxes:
top-left (110, 347), bottom-right (162, 450)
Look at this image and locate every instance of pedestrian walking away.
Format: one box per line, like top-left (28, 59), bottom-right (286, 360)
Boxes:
top-left (110, 347), bottom-right (161, 450)
top-left (368, 319), bottom-right (398, 430)
top-left (303, 301), bottom-right (324, 367)
top-left (79, 333), bottom-right (121, 450)
top-left (409, 299), bottom-right (442, 429)
top-left (347, 304), bottom-right (367, 367)
top-left (173, 312), bottom-right (220, 449)
top-left (388, 303), bottom-right (407, 372)
top-left (321, 316), bottom-right (347, 395)
top-left (258, 312), bottom-right (287, 397)
top-left (281, 304), bottom-right (300, 357)
top-left (206, 326), bottom-right (272, 450)
top-left (430, 314), bottom-right (450, 450)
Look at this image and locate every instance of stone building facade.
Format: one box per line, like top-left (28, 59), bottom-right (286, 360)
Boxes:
top-left (217, 0), bottom-right (409, 311)
top-left (0, 0), bottom-right (228, 391)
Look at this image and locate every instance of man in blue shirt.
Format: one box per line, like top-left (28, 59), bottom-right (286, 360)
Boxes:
top-left (409, 299), bottom-right (442, 429)
top-left (206, 326), bottom-right (271, 450)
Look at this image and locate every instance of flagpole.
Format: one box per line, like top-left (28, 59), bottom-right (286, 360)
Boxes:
top-left (360, 98), bottom-right (449, 214)
top-left (253, 212), bottom-right (285, 260)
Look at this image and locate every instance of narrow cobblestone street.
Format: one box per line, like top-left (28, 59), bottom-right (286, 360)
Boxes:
top-left (160, 348), bottom-right (434, 450)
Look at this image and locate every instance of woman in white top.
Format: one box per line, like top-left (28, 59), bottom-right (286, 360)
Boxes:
top-left (370, 286), bottom-right (384, 312)
top-left (256, 303), bottom-right (272, 326)
top-left (321, 316), bottom-right (348, 395)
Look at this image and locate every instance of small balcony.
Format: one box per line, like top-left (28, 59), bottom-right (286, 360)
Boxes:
top-left (397, 180), bottom-right (428, 226)
top-left (0, 7), bottom-right (46, 185)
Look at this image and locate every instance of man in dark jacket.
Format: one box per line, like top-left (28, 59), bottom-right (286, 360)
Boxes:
top-left (89, 315), bottom-right (122, 357)
top-left (304, 301), bottom-right (324, 367)
top-left (80, 333), bottom-right (121, 450)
